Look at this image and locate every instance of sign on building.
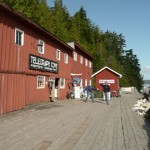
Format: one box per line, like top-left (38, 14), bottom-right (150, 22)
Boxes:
top-left (99, 79), bottom-right (115, 84)
top-left (29, 54), bottom-right (59, 73)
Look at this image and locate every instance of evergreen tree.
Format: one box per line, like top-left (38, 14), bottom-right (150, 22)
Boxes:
top-left (49, 0), bottom-right (73, 42)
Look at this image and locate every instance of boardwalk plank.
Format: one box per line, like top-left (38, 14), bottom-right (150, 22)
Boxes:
top-left (112, 99), bottom-right (125, 150)
top-left (120, 96), bottom-right (139, 150)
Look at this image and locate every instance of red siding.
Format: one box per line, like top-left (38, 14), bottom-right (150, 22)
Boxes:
top-left (25, 76), bottom-right (50, 105)
top-left (96, 69), bottom-right (120, 95)
top-left (0, 73), bottom-right (26, 114)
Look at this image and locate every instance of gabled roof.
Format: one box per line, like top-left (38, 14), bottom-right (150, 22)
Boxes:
top-left (67, 42), bottom-right (94, 60)
top-left (92, 66), bottom-right (122, 78)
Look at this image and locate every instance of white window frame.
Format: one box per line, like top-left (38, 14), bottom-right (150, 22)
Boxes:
top-left (38, 39), bottom-right (45, 54)
top-left (85, 79), bottom-right (88, 86)
top-left (56, 49), bottom-right (61, 60)
top-left (60, 78), bottom-right (65, 89)
top-left (37, 76), bottom-right (45, 89)
top-left (89, 61), bottom-right (92, 68)
top-left (80, 56), bottom-right (83, 64)
top-left (15, 28), bottom-right (24, 46)
top-left (64, 53), bottom-right (68, 64)
top-left (80, 79), bottom-right (83, 87)
top-left (85, 59), bottom-right (88, 66)
top-left (74, 52), bottom-right (77, 61)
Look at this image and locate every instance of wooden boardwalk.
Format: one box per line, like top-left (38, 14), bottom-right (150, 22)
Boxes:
top-left (0, 93), bottom-right (150, 150)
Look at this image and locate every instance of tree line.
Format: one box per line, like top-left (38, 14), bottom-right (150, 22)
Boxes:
top-left (0, 0), bottom-right (144, 91)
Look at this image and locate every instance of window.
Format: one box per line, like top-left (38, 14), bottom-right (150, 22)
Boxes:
top-left (85, 59), bottom-right (88, 66)
top-left (60, 78), bottom-right (65, 89)
top-left (89, 61), bottom-right (92, 68)
top-left (80, 56), bottom-right (83, 64)
top-left (56, 49), bottom-right (61, 60)
top-left (38, 40), bottom-right (45, 54)
top-left (15, 28), bottom-right (24, 46)
top-left (74, 52), bottom-right (77, 61)
top-left (64, 53), bottom-right (68, 64)
top-left (37, 76), bottom-right (45, 89)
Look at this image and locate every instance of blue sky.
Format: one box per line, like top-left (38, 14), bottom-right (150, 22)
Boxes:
top-left (47, 0), bottom-right (150, 80)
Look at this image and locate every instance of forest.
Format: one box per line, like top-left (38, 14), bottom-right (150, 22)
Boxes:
top-left (0, 0), bottom-right (144, 91)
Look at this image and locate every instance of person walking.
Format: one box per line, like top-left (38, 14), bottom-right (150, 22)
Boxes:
top-left (83, 83), bottom-right (97, 102)
top-left (101, 81), bottom-right (111, 105)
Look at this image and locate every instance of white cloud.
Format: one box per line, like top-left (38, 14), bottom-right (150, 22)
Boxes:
top-left (141, 66), bottom-right (150, 80)
top-left (142, 66), bottom-right (150, 72)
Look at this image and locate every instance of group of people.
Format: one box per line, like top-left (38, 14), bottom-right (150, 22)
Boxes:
top-left (83, 81), bottom-right (111, 104)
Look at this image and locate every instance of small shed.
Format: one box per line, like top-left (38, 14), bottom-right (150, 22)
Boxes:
top-left (92, 66), bottom-right (122, 96)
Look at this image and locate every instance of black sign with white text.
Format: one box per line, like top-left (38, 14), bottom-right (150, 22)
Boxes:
top-left (29, 54), bottom-right (58, 73)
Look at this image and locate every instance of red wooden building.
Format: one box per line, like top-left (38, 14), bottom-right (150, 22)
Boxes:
top-left (92, 66), bottom-right (122, 96)
top-left (0, 3), bottom-right (93, 114)
top-left (68, 42), bottom-right (94, 98)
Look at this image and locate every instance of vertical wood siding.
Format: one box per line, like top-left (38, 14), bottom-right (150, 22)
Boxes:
top-left (0, 73), bottom-right (26, 114)
top-left (25, 75), bottom-right (50, 106)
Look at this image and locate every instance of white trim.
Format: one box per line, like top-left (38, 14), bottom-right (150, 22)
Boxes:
top-left (74, 52), bottom-right (77, 61)
top-left (99, 79), bottom-right (115, 84)
top-left (60, 78), bottom-right (65, 89)
top-left (56, 49), bottom-right (61, 60)
top-left (92, 66), bottom-right (122, 78)
top-left (38, 39), bottom-right (45, 54)
top-left (80, 79), bottom-right (83, 87)
top-left (89, 61), bottom-right (92, 68)
top-left (71, 73), bottom-right (82, 76)
top-left (37, 76), bottom-right (45, 89)
top-left (64, 53), bottom-right (68, 64)
top-left (80, 56), bottom-right (83, 64)
top-left (15, 28), bottom-right (24, 46)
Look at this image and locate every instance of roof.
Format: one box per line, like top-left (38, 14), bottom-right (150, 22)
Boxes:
top-left (0, 3), bottom-right (74, 52)
top-left (67, 42), bottom-right (94, 60)
top-left (92, 66), bottom-right (122, 78)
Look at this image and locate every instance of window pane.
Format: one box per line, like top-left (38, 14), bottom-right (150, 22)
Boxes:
top-left (37, 76), bottom-right (45, 89)
top-left (80, 56), bottom-right (83, 64)
top-left (15, 28), bottom-right (24, 46)
top-left (64, 53), bottom-right (68, 64)
top-left (60, 78), bottom-right (65, 88)
top-left (38, 40), bottom-right (44, 54)
top-left (56, 49), bottom-right (61, 60)
top-left (74, 52), bottom-right (77, 61)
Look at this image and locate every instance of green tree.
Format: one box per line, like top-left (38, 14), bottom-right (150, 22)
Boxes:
top-left (72, 6), bottom-right (93, 49)
top-left (120, 49), bottom-right (143, 91)
top-left (48, 0), bottom-right (72, 42)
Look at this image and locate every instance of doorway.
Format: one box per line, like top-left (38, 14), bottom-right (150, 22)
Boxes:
top-left (54, 78), bottom-right (59, 98)
top-left (49, 77), bottom-right (59, 99)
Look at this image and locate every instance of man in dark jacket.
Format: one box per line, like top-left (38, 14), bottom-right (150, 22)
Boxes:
top-left (83, 83), bottom-right (97, 102)
top-left (101, 81), bottom-right (111, 105)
